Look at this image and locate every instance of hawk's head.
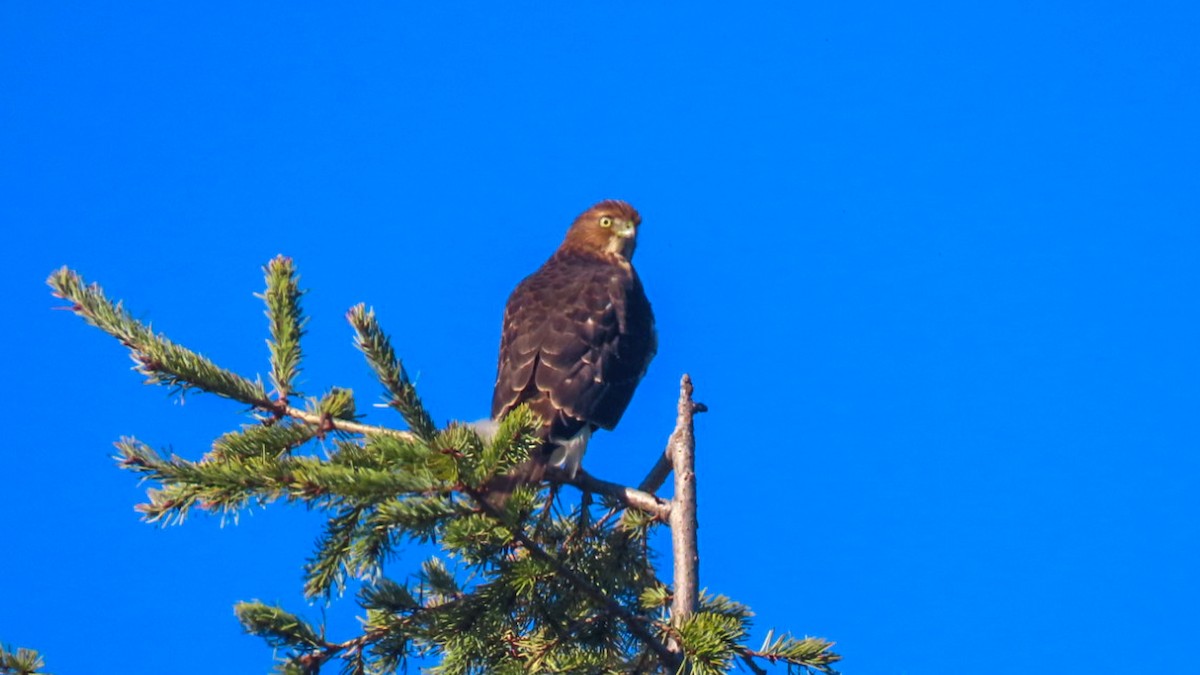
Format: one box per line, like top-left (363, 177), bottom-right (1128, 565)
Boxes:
top-left (562, 200), bottom-right (642, 260)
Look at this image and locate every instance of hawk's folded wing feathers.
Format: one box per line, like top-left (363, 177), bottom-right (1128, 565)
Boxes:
top-left (492, 251), bottom-right (656, 443)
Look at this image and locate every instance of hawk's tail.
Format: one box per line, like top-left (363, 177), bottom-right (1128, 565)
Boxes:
top-left (481, 456), bottom-right (547, 510)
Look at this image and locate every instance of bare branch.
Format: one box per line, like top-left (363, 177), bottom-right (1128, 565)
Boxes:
top-left (545, 466), bottom-right (672, 521)
top-left (278, 404), bottom-right (415, 440)
top-left (639, 387), bottom-right (708, 495)
top-left (669, 374), bottom-right (701, 647)
top-left (636, 451), bottom-right (674, 495)
top-left (740, 652), bottom-right (769, 675)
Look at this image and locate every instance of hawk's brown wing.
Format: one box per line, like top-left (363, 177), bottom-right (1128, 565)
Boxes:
top-left (492, 250), bottom-right (656, 444)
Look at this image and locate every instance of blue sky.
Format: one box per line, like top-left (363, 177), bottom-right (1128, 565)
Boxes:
top-left (3, 2), bottom-right (1198, 673)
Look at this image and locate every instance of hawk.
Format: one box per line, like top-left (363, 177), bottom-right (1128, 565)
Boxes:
top-left (487, 200), bottom-right (656, 502)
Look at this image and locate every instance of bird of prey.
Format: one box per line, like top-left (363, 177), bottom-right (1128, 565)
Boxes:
top-left (487, 200), bottom-right (656, 502)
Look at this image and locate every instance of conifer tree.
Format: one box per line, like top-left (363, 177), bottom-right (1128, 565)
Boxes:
top-left (43, 257), bottom-right (841, 674)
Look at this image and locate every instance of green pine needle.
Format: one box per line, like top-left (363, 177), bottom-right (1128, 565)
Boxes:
top-left (234, 601), bottom-right (325, 651)
top-left (117, 436), bottom-right (442, 525)
top-left (752, 632), bottom-right (842, 674)
top-left (419, 557), bottom-right (462, 602)
top-left (330, 435), bottom-right (434, 474)
top-left (677, 611), bottom-right (748, 675)
top-left (347, 304), bottom-right (437, 441)
top-left (639, 584), bottom-right (671, 610)
top-left (308, 386), bottom-right (357, 421)
top-left (257, 255), bottom-right (308, 400)
top-left (699, 590), bottom-right (754, 621)
top-left (360, 578), bottom-right (420, 613)
top-left (0, 645), bottom-right (49, 675)
top-left (48, 267), bottom-right (270, 405)
top-left (208, 422), bottom-right (317, 461)
top-left (440, 512), bottom-right (513, 565)
top-left (477, 405), bottom-right (541, 483)
top-left (304, 504), bottom-right (370, 599)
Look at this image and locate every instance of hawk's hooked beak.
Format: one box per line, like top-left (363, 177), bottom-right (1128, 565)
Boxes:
top-left (607, 219), bottom-right (638, 258)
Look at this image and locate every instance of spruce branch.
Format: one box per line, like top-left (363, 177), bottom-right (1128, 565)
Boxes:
top-left (362, 577), bottom-right (421, 614)
top-left (0, 645), bottom-right (49, 675)
top-left (234, 601), bottom-right (345, 674)
top-left (360, 495), bottom-right (463, 550)
top-left (304, 504), bottom-right (371, 600)
top-left (698, 591), bottom-right (752, 621)
top-left (418, 557), bottom-right (463, 602)
top-left (674, 610), bottom-right (748, 675)
top-left (315, 496), bottom-right (471, 600)
top-left (469, 406), bottom-right (542, 486)
top-left (207, 421), bottom-right (318, 462)
top-left (117, 437), bottom-right (442, 524)
top-left (439, 510), bottom-right (517, 565)
top-left (49, 267), bottom-right (412, 441)
top-left (48, 267), bottom-right (271, 405)
top-left (262, 582), bottom-right (426, 675)
top-left (347, 304), bottom-right (437, 442)
top-left (464, 486), bottom-right (682, 672)
top-left (258, 255), bottom-right (308, 402)
top-left (234, 601), bottom-right (326, 651)
top-left (330, 435), bottom-right (437, 477)
top-left (740, 632), bottom-right (842, 674)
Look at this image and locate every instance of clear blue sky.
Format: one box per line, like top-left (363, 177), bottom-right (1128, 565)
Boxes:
top-left (2, 2), bottom-right (1198, 673)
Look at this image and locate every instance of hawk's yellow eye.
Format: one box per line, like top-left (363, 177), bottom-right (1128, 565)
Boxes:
top-left (599, 216), bottom-right (613, 228)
